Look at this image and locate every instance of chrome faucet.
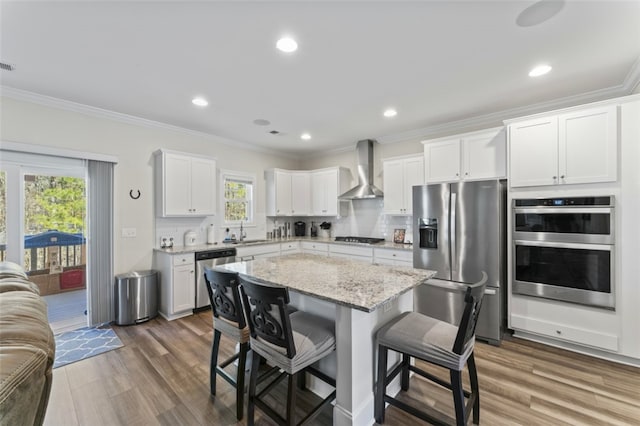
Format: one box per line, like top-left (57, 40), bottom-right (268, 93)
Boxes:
top-left (239, 220), bottom-right (246, 242)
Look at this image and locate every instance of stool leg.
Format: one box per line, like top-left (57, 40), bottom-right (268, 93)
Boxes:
top-left (287, 372), bottom-right (298, 426)
top-left (401, 353), bottom-right (410, 391)
top-left (375, 345), bottom-right (388, 424)
top-left (450, 369), bottom-right (465, 426)
top-left (468, 352), bottom-right (480, 425)
top-left (236, 342), bottom-right (249, 421)
top-left (247, 350), bottom-right (261, 426)
top-left (210, 329), bottom-right (221, 396)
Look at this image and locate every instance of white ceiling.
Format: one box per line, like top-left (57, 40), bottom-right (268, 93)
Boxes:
top-left (1, 1), bottom-right (639, 155)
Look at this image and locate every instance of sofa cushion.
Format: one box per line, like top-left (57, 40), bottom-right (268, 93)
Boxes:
top-left (0, 262), bottom-right (55, 426)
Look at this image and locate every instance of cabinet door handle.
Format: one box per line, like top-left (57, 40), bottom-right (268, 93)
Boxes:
top-left (553, 176), bottom-right (557, 180)
top-left (456, 173), bottom-right (459, 176)
top-left (560, 175), bottom-right (565, 179)
top-left (465, 172), bottom-right (469, 176)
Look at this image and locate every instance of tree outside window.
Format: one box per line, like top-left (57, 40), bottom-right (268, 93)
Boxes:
top-left (223, 174), bottom-right (254, 224)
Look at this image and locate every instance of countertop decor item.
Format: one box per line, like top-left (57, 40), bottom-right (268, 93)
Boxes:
top-left (393, 229), bottom-right (406, 244)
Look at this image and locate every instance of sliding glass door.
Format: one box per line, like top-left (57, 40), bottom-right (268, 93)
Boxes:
top-left (1, 153), bottom-right (88, 332)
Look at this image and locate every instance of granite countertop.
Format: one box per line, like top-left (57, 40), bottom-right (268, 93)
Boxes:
top-left (154, 236), bottom-right (413, 254)
top-left (217, 253), bottom-right (435, 313)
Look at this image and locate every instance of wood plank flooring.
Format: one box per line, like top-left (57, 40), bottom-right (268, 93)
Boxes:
top-left (43, 311), bottom-right (640, 425)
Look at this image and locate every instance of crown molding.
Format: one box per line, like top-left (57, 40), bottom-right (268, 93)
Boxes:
top-left (377, 69), bottom-right (640, 145)
top-left (0, 86), bottom-right (299, 160)
top-left (622, 55), bottom-right (640, 93)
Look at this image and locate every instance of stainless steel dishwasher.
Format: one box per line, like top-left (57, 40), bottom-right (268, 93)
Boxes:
top-left (194, 247), bottom-right (237, 311)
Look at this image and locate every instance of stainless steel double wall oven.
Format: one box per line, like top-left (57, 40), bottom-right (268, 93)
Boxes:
top-left (512, 196), bottom-right (615, 310)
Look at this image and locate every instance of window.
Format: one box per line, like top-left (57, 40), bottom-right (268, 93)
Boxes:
top-left (222, 171), bottom-right (255, 224)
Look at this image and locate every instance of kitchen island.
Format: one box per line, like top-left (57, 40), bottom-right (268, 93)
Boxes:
top-left (218, 253), bottom-right (436, 426)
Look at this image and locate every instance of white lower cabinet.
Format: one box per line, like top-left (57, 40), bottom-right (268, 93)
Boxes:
top-left (373, 248), bottom-right (413, 266)
top-left (236, 243), bottom-right (281, 261)
top-left (301, 241), bottom-right (329, 256)
top-left (155, 252), bottom-right (195, 320)
top-left (510, 295), bottom-right (619, 352)
top-left (280, 241), bottom-right (301, 255)
top-left (329, 244), bottom-right (373, 262)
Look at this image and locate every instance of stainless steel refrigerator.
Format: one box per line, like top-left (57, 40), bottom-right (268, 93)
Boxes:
top-left (413, 180), bottom-right (506, 344)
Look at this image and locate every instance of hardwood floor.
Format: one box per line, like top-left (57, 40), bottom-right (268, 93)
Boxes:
top-left (43, 311), bottom-right (640, 425)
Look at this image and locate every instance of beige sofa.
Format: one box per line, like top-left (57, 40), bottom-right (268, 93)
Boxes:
top-left (0, 261), bottom-right (55, 426)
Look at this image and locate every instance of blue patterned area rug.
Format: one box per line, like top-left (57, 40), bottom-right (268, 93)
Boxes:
top-left (54, 326), bottom-right (123, 368)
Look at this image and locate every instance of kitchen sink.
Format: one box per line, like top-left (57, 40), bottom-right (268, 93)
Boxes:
top-left (224, 239), bottom-right (267, 245)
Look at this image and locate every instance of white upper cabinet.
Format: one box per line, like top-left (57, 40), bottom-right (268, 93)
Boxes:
top-left (383, 155), bottom-right (424, 215)
top-left (509, 105), bottom-right (617, 188)
top-left (155, 150), bottom-right (216, 217)
top-left (266, 169), bottom-right (310, 216)
top-left (290, 172), bottom-right (311, 216)
top-left (462, 128), bottom-right (507, 180)
top-left (423, 127), bottom-right (506, 184)
top-left (559, 106), bottom-right (618, 185)
top-left (310, 168), bottom-right (349, 216)
top-left (423, 138), bottom-right (461, 182)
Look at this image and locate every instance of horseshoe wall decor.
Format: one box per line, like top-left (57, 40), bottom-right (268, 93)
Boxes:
top-left (129, 189), bottom-right (141, 200)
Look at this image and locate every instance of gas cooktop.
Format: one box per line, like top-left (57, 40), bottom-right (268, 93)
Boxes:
top-left (334, 236), bottom-right (385, 244)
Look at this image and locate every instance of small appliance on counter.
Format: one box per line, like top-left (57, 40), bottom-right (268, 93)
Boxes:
top-left (319, 222), bottom-right (331, 238)
top-left (206, 224), bottom-right (216, 244)
top-left (310, 221), bottom-right (318, 237)
top-left (184, 230), bottom-right (197, 246)
top-left (294, 221), bottom-right (306, 236)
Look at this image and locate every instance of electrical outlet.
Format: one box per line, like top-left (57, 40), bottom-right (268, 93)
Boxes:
top-left (121, 227), bottom-right (137, 238)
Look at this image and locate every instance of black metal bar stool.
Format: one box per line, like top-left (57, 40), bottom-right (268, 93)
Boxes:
top-left (203, 267), bottom-right (251, 420)
top-left (239, 275), bottom-right (336, 426)
top-left (375, 272), bottom-right (488, 426)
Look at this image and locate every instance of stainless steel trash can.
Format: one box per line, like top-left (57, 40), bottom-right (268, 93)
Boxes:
top-left (115, 270), bottom-right (158, 325)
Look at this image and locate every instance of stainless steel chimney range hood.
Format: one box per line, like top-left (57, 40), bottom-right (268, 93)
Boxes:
top-left (338, 139), bottom-right (384, 200)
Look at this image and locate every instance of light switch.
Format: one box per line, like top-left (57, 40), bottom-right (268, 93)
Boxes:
top-left (122, 227), bottom-right (137, 238)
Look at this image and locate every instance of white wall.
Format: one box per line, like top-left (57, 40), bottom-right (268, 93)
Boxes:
top-left (0, 96), bottom-right (299, 274)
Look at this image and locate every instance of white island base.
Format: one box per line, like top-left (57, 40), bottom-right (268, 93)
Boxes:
top-left (290, 290), bottom-right (413, 426)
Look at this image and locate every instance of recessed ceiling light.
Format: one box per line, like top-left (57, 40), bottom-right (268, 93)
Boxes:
top-left (276, 37), bottom-right (298, 53)
top-left (529, 64), bottom-right (552, 77)
top-left (192, 97), bottom-right (208, 107)
top-left (383, 109), bottom-right (398, 118)
top-left (301, 133), bottom-right (311, 140)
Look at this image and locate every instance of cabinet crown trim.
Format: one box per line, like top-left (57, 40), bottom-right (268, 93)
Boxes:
top-left (421, 126), bottom-right (504, 145)
top-left (503, 93), bottom-right (640, 126)
top-left (154, 148), bottom-right (217, 161)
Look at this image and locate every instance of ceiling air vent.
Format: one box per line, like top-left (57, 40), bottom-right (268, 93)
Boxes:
top-left (0, 62), bottom-right (15, 71)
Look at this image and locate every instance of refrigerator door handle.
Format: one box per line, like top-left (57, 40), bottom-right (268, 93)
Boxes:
top-left (451, 192), bottom-right (457, 272)
top-left (484, 288), bottom-right (497, 295)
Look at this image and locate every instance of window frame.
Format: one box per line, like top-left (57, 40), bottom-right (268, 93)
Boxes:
top-left (220, 169), bottom-right (256, 226)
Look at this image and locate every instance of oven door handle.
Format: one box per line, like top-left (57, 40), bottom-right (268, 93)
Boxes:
top-left (514, 240), bottom-right (613, 251)
top-left (514, 207), bottom-right (613, 214)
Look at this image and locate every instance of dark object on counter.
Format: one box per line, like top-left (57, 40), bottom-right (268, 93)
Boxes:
top-left (319, 222), bottom-right (331, 230)
top-left (294, 221), bottom-right (306, 237)
top-left (334, 236), bottom-right (384, 244)
top-left (310, 221), bottom-right (318, 237)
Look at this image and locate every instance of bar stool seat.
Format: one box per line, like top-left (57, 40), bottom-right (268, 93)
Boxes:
top-left (249, 310), bottom-right (335, 374)
top-left (240, 275), bottom-right (337, 426)
top-left (375, 272), bottom-right (488, 426)
top-left (204, 267), bottom-right (251, 421)
top-left (377, 311), bottom-right (474, 371)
